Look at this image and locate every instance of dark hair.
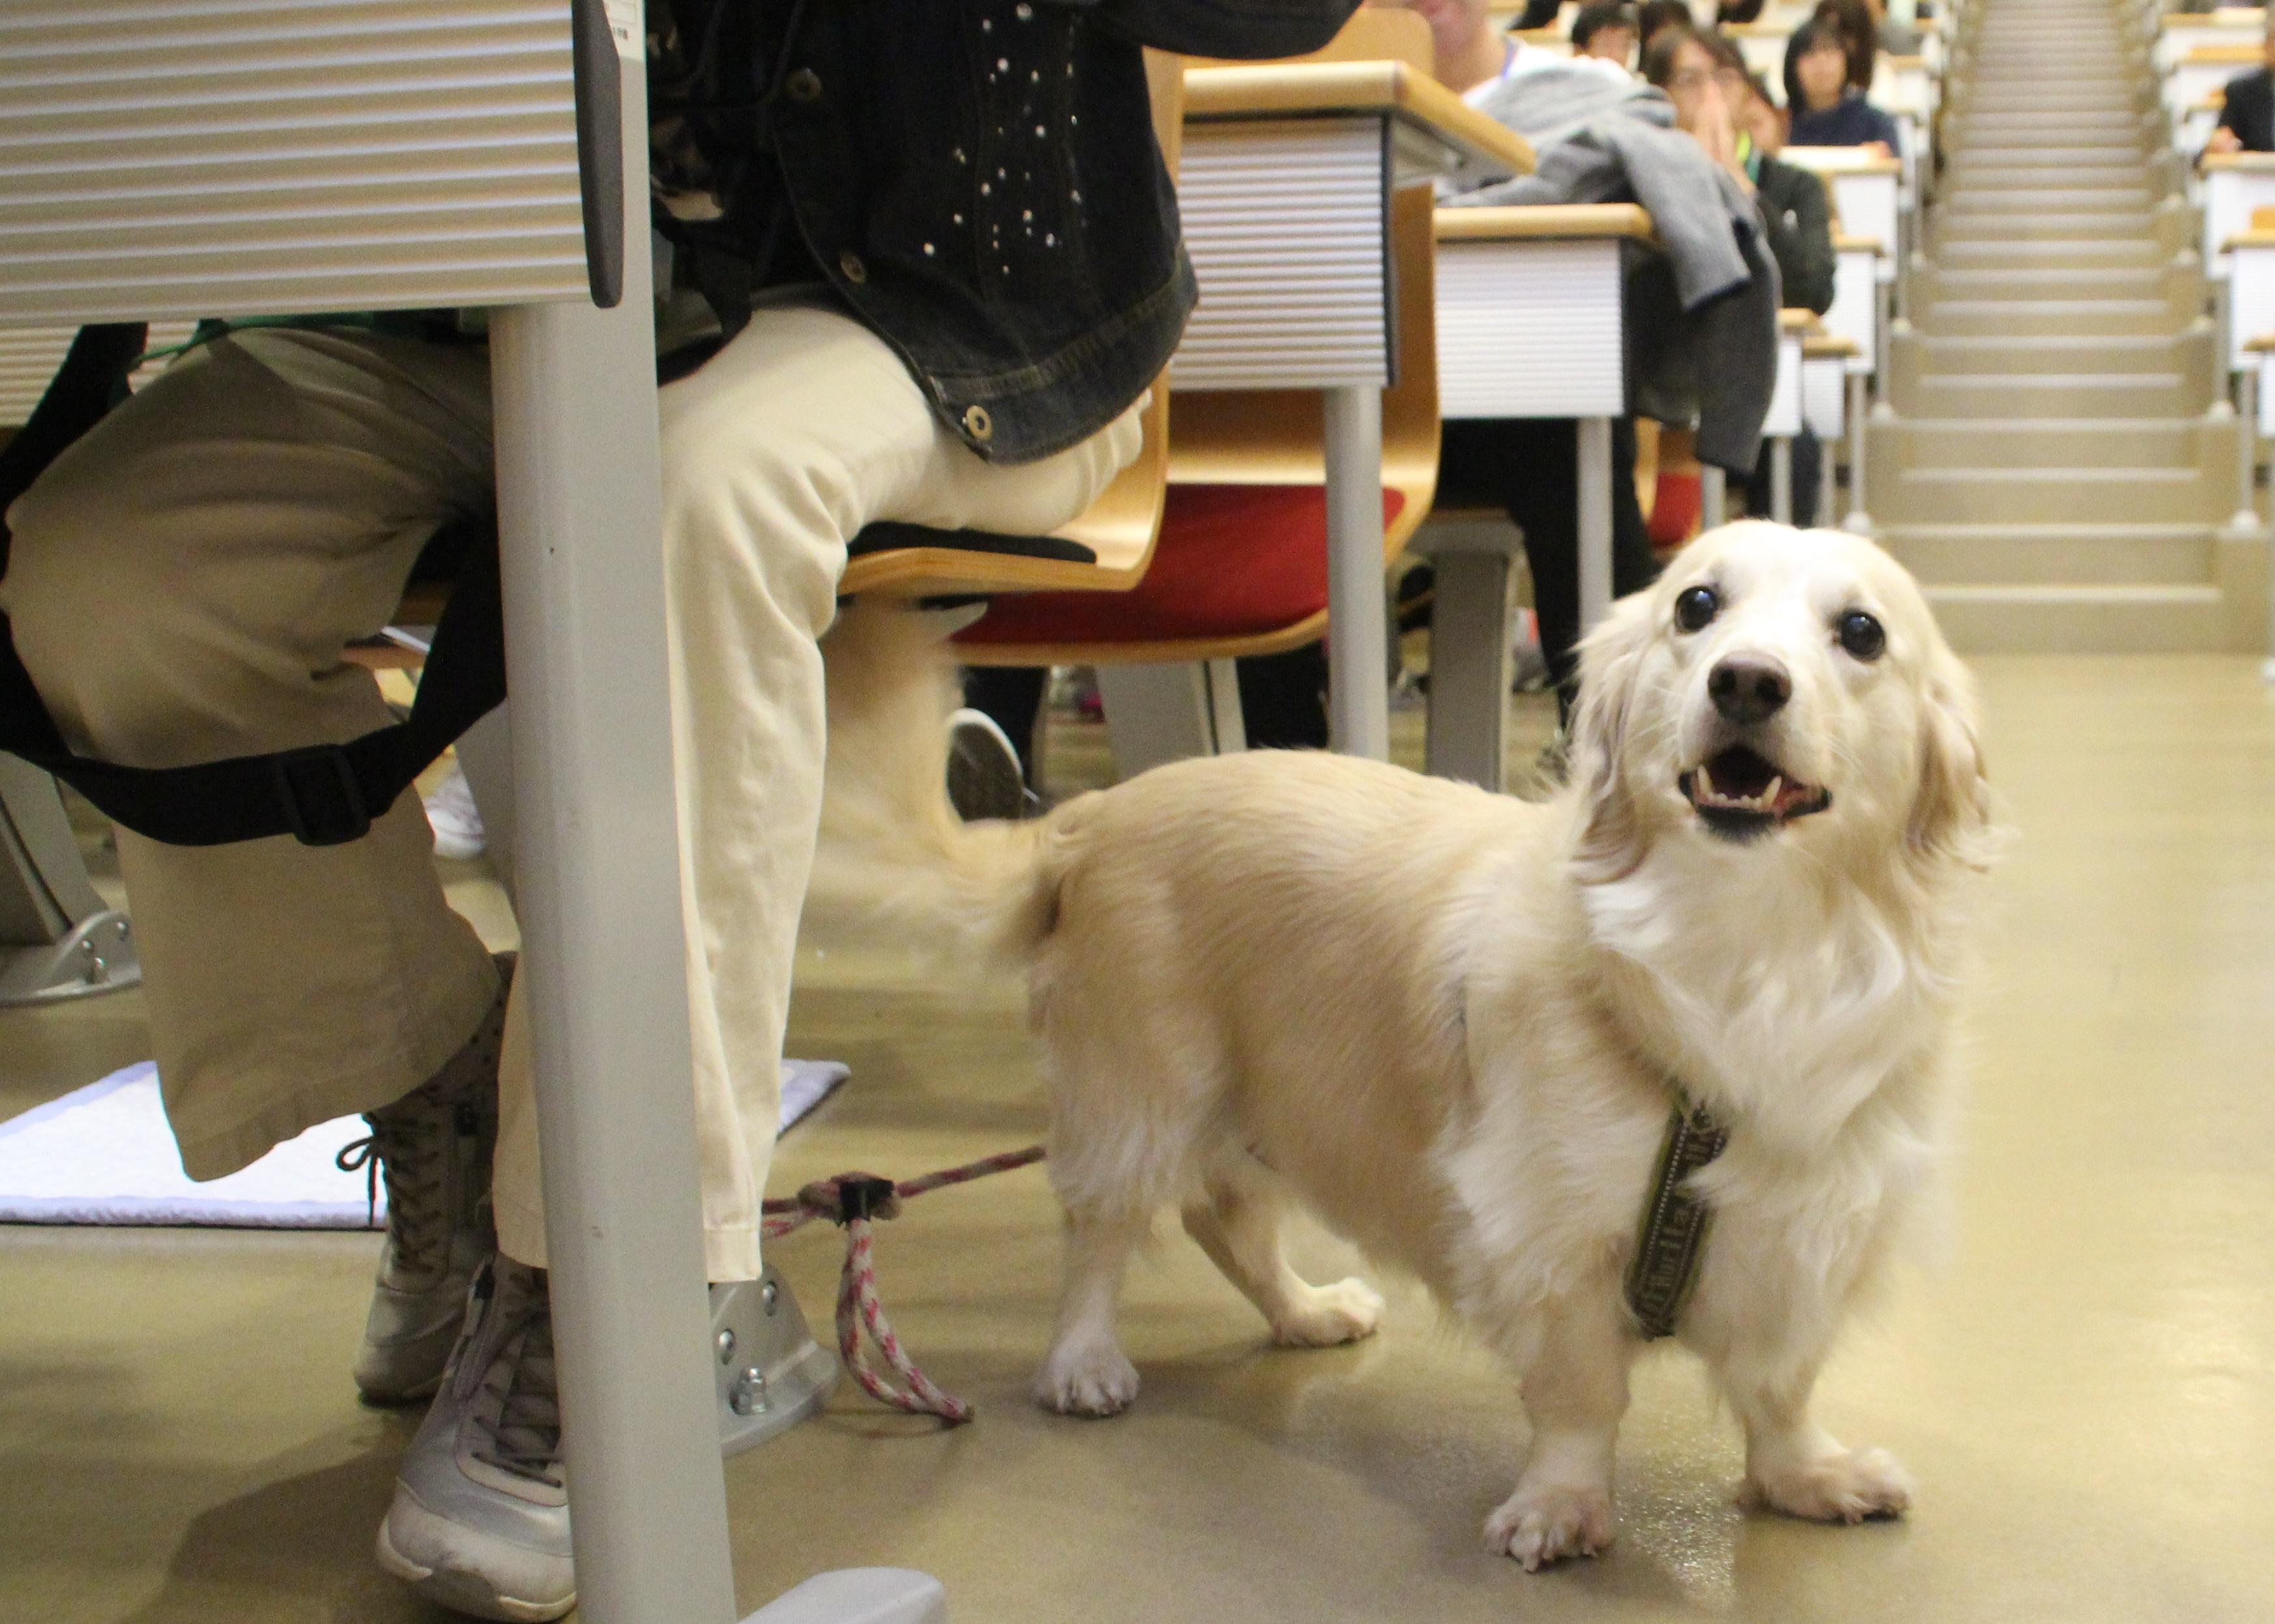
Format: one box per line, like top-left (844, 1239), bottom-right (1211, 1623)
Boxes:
top-left (1640, 20), bottom-right (1697, 89)
top-left (1636, 1), bottom-right (1694, 47)
top-left (1784, 16), bottom-right (1859, 111)
top-left (1717, 0), bottom-right (1766, 21)
top-left (1571, 1), bottom-right (1637, 51)
top-left (1810, 0), bottom-right (1878, 92)
top-left (1644, 23), bottom-right (1752, 91)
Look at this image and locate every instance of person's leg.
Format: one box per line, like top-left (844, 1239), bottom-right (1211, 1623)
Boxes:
top-left (1792, 428), bottom-right (1823, 529)
top-left (2, 328), bottom-right (503, 1166)
top-left (3, 327), bottom-right (510, 1403)
top-left (1234, 641), bottom-right (1329, 750)
top-left (489, 301), bottom-right (1141, 1283)
top-left (1609, 419), bottom-right (1657, 600)
top-left (961, 665), bottom-right (1047, 784)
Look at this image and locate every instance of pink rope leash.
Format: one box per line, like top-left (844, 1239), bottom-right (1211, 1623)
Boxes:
top-left (762, 1144), bottom-right (1045, 1424)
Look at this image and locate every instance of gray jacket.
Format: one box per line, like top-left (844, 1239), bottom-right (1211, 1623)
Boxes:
top-left (1442, 67), bottom-right (1779, 472)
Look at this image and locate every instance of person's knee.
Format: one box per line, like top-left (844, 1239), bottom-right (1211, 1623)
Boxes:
top-left (660, 420), bottom-right (857, 644)
top-left (3, 458), bottom-right (189, 744)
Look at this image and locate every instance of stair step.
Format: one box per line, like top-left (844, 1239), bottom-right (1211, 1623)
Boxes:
top-left (1880, 467), bottom-right (2226, 525)
top-left (1935, 212), bottom-right (2160, 240)
top-left (1933, 240), bottom-right (2166, 267)
top-left (1877, 523), bottom-right (2217, 585)
top-left (1913, 303), bottom-right (2186, 337)
top-left (1918, 583), bottom-right (2231, 654)
top-left (1941, 186), bottom-right (2158, 210)
top-left (1901, 373), bottom-right (2209, 418)
top-left (1873, 418), bottom-right (2212, 470)
top-left (1897, 330), bottom-right (2210, 376)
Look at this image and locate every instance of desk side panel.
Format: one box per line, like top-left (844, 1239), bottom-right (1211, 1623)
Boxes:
top-left (1435, 238), bottom-right (1623, 420)
top-left (0, 2), bottom-right (588, 322)
top-left (1171, 117), bottom-right (1389, 392)
top-left (0, 320), bottom-right (197, 424)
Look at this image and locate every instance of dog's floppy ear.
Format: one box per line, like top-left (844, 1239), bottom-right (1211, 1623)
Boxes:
top-left (1568, 589), bottom-right (1658, 884)
top-left (1909, 648), bottom-right (1996, 873)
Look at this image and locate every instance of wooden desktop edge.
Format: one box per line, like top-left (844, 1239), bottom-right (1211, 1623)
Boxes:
top-left (1433, 202), bottom-right (1655, 244)
top-left (1832, 233), bottom-right (1886, 256)
top-left (2201, 151), bottom-right (2275, 172)
top-left (1182, 61), bottom-right (1536, 176)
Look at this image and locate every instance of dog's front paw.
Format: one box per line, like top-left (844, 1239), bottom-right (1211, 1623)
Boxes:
top-left (1271, 1277), bottom-right (1386, 1347)
top-left (1484, 1481), bottom-right (1615, 1571)
top-left (1033, 1341), bottom-right (1140, 1417)
top-left (1745, 1446), bottom-right (1914, 1524)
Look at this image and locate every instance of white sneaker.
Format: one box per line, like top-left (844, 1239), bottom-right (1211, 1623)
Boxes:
top-left (426, 760), bottom-right (487, 860)
top-left (945, 708), bottom-right (1034, 821)
top-left (376, 1258), bottom-right (573, 1621)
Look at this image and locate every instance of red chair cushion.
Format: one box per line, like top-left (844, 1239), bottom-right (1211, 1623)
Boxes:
top-left (954, 483), bottom-right (1405, 650)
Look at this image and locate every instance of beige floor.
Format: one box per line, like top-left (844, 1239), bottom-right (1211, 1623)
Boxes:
top-left (4, 659), bottom-right (2273, 1623)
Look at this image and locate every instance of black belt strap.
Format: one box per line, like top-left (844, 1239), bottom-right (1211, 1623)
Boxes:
top-left (0, 325), bottom-right (505, 847)
top-left (1623, 1098), bottom-right (1728, 1340)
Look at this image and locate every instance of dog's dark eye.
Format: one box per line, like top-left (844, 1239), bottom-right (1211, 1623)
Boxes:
top-left (1674, 585), bottom-right (1720, 633)
top-left (1838, 611), bottom-right (1886, 661)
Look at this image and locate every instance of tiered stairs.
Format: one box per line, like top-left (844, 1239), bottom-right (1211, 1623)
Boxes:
top-left (1868, 0), bottom-right (2268, 653)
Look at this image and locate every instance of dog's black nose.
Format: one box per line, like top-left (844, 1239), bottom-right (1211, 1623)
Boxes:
top-left (1708, 657), bottom-right (1791, 725)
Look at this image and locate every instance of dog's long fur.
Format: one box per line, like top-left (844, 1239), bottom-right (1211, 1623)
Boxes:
top-left (812, 522), bottom-right (1997, 1567)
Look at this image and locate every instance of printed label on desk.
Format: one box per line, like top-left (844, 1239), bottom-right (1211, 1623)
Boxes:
top-left (603, 0), bottom-right (643, 59)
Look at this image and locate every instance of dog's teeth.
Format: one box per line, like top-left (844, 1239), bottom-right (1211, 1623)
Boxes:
top-left (1762, 775), bottom-right (1783, 810)
top-left (1696, 763), bottom-right (1716, 801)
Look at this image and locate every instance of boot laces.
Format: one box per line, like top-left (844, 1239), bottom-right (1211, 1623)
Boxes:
top-left (336, 1093), bottom-right (473, 1274)
top-left (466, 1271), bottom-right (563, 1487)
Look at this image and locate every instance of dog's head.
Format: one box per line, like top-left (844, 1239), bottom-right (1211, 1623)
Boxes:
top-left (1568, 521), bottom-right (1993, 883)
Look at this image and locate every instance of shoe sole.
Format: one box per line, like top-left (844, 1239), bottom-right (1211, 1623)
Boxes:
top-left (376, 1513), bottom-right (574, 1623)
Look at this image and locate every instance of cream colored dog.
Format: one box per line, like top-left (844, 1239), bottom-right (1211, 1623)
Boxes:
top-left (813, 521), bottom-right (1997, 1569)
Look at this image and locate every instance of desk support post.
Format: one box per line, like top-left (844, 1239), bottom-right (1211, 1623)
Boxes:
top-left (1578, 415), bottom-right (1613, 631)
top-left (1421, 548), bottom-right (1515, 790)
top-left (1770, 438), bottom-right (1793, 525)
top-left (1843, 372), bottom-right (1873, 536)
top-left (1323, 383), bottom-right (1390, 760)
top-left (489, 38), bottom-right (739, 1624)
top-left (1700, 464), bottom-right (1726, 532)
top-left (2234, 365), bottom-right (2261, 534)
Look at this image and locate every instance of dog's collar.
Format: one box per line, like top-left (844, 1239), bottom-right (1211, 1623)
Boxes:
top-left (1623, 1095), bottom-right (1728, 1341)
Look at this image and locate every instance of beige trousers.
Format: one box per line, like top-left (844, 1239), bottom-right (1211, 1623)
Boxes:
top-left (1, 303), bottom-right (1137, 1280)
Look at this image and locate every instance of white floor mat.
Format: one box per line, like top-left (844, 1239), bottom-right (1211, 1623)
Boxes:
top-left (0, 1058), bottom-right (848, 1229)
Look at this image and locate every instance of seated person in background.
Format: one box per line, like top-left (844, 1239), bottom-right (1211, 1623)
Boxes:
top-left (0, 3), bottom-right (1359, 1618)
top-left (1636, 0), bottom-right (1696, 50)
top-left (1572, 1), bottom-right (1640, 68)
top-left (1648, 27), bottom-right (1834, 530)
top-left (2205, 14), bottom-right (2275, 155)
top-left (1739, 57), bottom-right (1837, 523)
top-left (1785, 14), bottom-right (1902, 152)
top-left (1388, 0), bottom-right (1779, 721)
top-left (1717, 0), bottom-right (1765, 23)
top-left (1515, 0), bottom-right (1566, 30)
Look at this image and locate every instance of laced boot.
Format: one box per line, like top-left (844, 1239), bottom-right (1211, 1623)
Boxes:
top-left (344, 954), bottom-right (512, 1403)
top-left (375, 1256), bottom-right (573, 1622)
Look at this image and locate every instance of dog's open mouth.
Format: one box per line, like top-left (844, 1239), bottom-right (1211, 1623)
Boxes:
top-left (1678, 745), bottom-right (1830, 839)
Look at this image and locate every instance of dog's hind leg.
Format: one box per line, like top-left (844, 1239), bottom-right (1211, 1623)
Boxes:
top-left (1034, 1205), bottom-right (1150, 1416)
top-left (1181, 1157), bottom-right (1383, 1349)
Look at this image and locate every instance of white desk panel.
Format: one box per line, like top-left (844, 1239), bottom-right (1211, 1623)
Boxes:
top-left (1825, 248), bottom-right (1880, 377)
top-left (1435, 238), bottom-right (1624, 420)
top-left (1803, 354), bottom-right (1846, 438)
top-left (1170, 117), bottom-right (1390, 392)
top-left (2201, 165), bottom-right (2275, 279)
top-left (1764, 335), bottom-right (1803, 440)
top-left (0, 1), bottom-right (591, 322)
top-left (0, 321), bottom-right (198, 424)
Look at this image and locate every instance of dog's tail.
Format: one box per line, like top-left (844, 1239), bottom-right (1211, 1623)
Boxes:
top-left (810, 601), bottom-right (1067, 972)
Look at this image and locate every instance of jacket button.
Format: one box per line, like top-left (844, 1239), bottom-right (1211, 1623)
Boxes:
top-left (837, 249), bottom-right (867, 284)
top-left (961, 404), bottom-right (994, 443)
top-left (786, 68), bottom-right (821, 103)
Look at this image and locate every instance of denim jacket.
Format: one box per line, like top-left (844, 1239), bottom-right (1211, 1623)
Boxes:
top-left (649, 1), bottom-right (1360, 464)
